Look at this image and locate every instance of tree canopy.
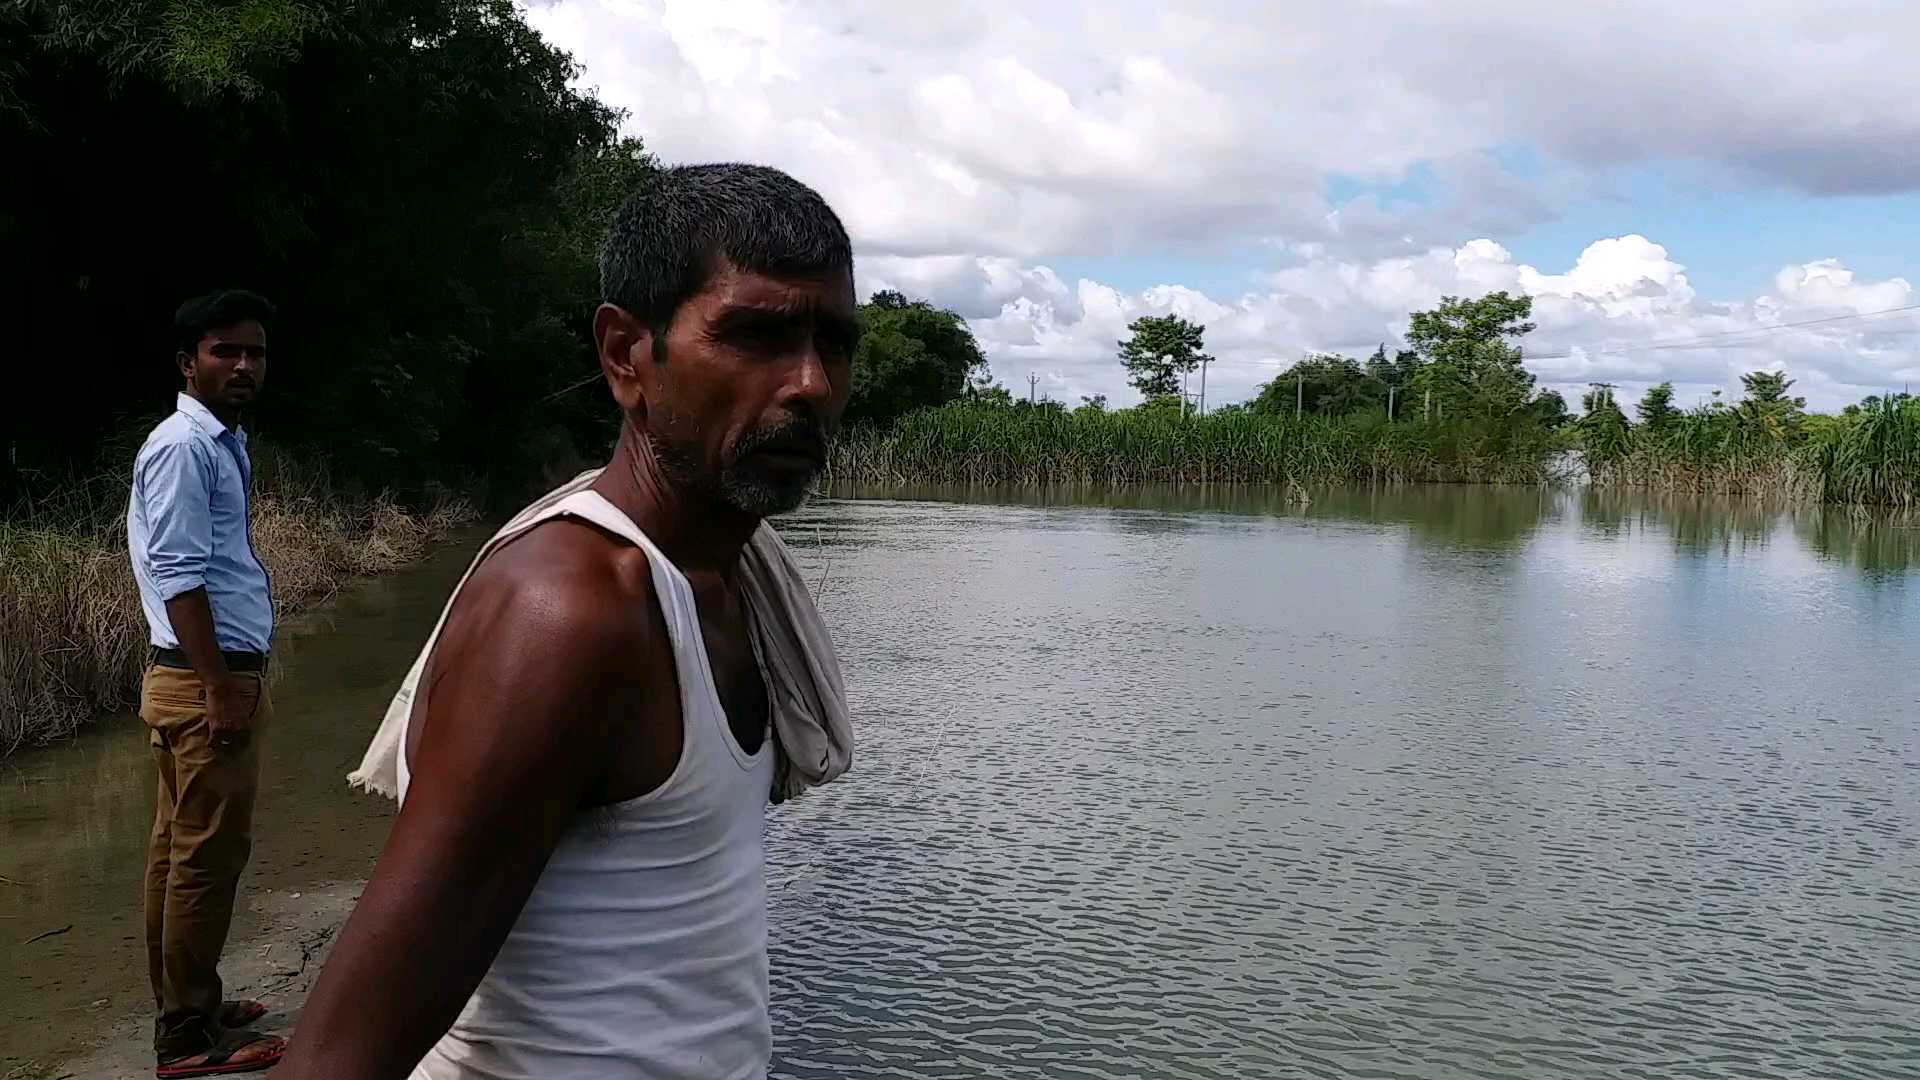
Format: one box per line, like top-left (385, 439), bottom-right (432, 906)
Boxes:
top-left (1734, 370), bottom-right (1806, 441)
top-left (845, 291), bottom-right (987, 428)
top-left (1117, 315), bottom-right (1211, 399)
top-left (1529, 389), bottom-right (1572, 429)
top-left (1252, 354), bottom-right (1383, 418)
top-left (3, 0), bottom-right (654, 504)
top-left (1636, 382), bottom-right (1681, 433)
top-left (1404, 291), bottom-right (1541, 421)
top-left (1250, 294), bottom-right (1561, 432)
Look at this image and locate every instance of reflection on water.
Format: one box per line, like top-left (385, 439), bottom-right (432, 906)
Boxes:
top-left (1795, 510), bottom-right (1920, 579)
top-left (777, 484), bottom-right (1920, 1079)
top-left (0, 533), bottom-right (489, 1070)
top-left (838, 483), bottom-right (1920, 576)
top-left (6, 489), bottom-right (1919, 1079)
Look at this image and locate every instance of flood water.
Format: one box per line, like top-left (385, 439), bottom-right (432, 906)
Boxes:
top-left (0, 534), bottom-right (482, 1071)
top-left (6, 486), bottom-right (1920, 1077)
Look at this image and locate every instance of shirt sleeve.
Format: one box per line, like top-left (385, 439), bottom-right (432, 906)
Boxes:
top-left (137, 437), bottom-right (215, 600)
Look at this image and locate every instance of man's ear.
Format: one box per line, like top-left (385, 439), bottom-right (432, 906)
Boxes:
top-left (176, 349), bottom-right (195, 383)
top-left (594, 304), bottom-right (653, 413)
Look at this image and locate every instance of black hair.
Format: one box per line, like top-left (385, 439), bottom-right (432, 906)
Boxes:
top-left (174, 289), bottom-right (276, 356)
top-left (598, 163), bottom-right (853, 346)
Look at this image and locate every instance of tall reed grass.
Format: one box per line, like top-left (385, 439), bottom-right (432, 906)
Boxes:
top-left (1, 447), bottom-right (474, 754)
top-left (837, 397), bottom-right (1920, 509)
top-left (1583, 397), bottom-right (1920, 507)
top-left (825, 405), bottom-right (1571, 490)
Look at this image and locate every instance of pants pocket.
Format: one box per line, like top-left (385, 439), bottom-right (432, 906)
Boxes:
top-left (141, 666), bottom-right (205, 730)
top-left (232, 672), bottom-right (263, 720)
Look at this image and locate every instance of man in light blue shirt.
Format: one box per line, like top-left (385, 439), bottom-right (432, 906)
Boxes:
top-left (126, 289), bottom-right (289, 1076)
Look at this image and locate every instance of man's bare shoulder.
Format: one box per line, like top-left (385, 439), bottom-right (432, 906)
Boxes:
top-left (436, 517), bottom-right (658, 682)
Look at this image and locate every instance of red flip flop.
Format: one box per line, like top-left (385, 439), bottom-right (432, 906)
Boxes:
top-left (156, 1031), bottom-right (287, 1077)
top-left (218, 1000), bottom-right (267, 1028)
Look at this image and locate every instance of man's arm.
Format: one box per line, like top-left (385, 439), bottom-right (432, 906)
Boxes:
top-left (139, 439), bottom-right (244, 738)
top-left (163, 588), bottom-right (238, 737)
top-left (275, 551), bottom-right (641, 1079)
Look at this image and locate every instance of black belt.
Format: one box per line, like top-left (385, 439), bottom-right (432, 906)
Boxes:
top-left (150, 647), bottom-right (269, 673)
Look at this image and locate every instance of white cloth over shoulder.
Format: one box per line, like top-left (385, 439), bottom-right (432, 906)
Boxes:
top-left (347, 468), bottom-right (852, 805)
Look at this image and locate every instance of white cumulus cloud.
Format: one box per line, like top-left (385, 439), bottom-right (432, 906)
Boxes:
top-left (916, 238), bottom-right (1915, 412)
top-left (531, 0), bottom-right (1920, 258)
top-left (522, 0), bottom-right (1920, 410)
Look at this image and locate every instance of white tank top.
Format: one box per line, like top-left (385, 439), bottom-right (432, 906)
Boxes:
top-left (398, 490), bottom-right (775, 1080)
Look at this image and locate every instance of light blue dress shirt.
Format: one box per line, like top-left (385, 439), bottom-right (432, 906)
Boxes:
top-left (127, 393), bottom-right (275, 653)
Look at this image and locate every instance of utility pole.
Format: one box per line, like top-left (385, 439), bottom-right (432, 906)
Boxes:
top-left (1295, 373), bottom-right (1303, 420)
top-left (1198, 356), bottom-right (1209, 417)
top-left (1387, 384), bottom-right (1396, 422)
top-left (1424, 389), bottom-right (1432, 422)
top-left (1027, 372), bottom-right (1038, 404)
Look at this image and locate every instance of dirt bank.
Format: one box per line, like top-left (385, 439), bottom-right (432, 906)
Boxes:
top-left (12, 881), bottom-right (359, 1080)
top-left (1, 533), bottom-right (484, 1078)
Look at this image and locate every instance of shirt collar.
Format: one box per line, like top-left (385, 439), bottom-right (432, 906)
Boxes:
top-left (175, 392), bottom-right (245, 442)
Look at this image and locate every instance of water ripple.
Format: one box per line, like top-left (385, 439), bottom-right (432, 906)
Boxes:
top-left (767, 494), bottom-right (1920, 1079)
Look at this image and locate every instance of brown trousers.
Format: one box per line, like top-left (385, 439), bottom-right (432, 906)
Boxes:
top-left (141, 663), bottom-right (269, 1057)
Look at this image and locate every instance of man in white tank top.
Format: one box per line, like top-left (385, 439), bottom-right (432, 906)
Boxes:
top-left (275, 163), bottom-right (859, 1080)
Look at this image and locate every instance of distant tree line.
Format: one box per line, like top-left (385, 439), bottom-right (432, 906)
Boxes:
top-left (840, 282), bottom-right (1920, 503)
top-left (1239, 292), bottom-right (1573, 430)
top-left (12, 1), bottom-right (1906, 507)
top-left (1083, 292), bottom-right (1574, 445)
top-left (1576, 369), bottom-right (1814, 464)
top-left (834, 284), bottom-right (1920, 504)
top-left (1574, 365), bottom-right (1920, 506)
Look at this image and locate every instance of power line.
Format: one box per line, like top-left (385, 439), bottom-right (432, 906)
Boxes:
top-left (1593, 309), bottom-right (1920, 355)
top-left (1259, 302), bottom-right (1920, 376)
top-left (1521, 302), bottom-right (1920, 362)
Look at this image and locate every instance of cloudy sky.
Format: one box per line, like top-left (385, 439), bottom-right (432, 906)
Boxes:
top-left (527, 0), bottom-right (1920, 412)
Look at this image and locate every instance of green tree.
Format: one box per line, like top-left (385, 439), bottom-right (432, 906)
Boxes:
top-left (966, 379), bottom-right (1016, 408)
top-left (1736, 370), bottom-right (1806, 441)
top-left (1361, 344), bottom-right (1423, 419)
top-left (1252, 354), bottom-right (1386, 418)
top-left (4, 0), bottom-right (649, 504)
top-left (1250, 375), bottom-right (1291, 417)
top-left (1637, 381), bottom-right (1681, 433)
top-left (1844, 392), bottom-right (1913, 418)
top-left (1405, 291), bottom-right (1539, 420)
top-left (1406, 291), bottom-right (1537, 364)
top-left (1579, 386), bottom-right (1632, 462)
top-left (1362, 344), bottom-right (1421, 388)
top-left (1132, 393), bottom-right (1187, 417)
top-left (1362, 344), bottom-right (1392, 384)
top-left (1580, 387), bottom-right (1629, 423)
top-left (844, 291), bottom-right (986, 428)
top-left (1529, 389), bottom-right (1571, 429)
top-left (1117, 315), bottom-right (1211, 399)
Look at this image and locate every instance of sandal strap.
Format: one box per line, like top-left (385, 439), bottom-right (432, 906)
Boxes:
top-left (162, 1029), bottom-right (272, 1069)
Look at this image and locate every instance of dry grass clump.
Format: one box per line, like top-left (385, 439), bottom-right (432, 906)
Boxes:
top-left (1, 447), bottom-right (473, 754)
